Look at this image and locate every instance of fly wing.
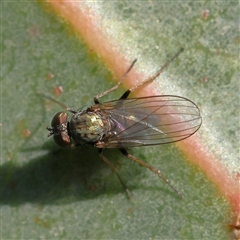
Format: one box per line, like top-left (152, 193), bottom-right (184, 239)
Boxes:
top-left (97, 95), bottom-right (202, 148)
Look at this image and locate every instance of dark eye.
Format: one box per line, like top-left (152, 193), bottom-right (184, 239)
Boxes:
top-left (53, 132), bottom-right (71, 148)
top-left (51, 112), bottom-right (68, 127)
top-left (50, 112), bottom-right (71, 148)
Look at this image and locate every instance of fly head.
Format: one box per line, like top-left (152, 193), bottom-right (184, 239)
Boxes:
top-left (46, 111), bottom-right (71, 148)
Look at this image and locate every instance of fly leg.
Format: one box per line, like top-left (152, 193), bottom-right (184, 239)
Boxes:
top-left (98, 149), bottom-right (132, 200)
top-left (94, 48), bottom-right (183, 103)
top-left (94, 59), bottom-right (137, 104)
top-left (39, 93), bottom-right (78, 113)
top-left (120, 149), bottom-right (182, 198)
top-left (120, 48), bottom-right (184, 100)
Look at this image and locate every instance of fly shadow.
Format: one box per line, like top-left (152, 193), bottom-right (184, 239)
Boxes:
top-left (1, 142), bottom-right (179, 205)
top-left (0, 141), bottom-right (138, 206)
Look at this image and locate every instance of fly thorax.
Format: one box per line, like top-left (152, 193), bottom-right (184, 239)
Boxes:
top-left (69, 111), bottom-right (109, 144)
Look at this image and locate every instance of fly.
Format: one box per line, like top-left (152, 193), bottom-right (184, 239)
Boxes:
top-left (46, 48), bottom-right (202, 198)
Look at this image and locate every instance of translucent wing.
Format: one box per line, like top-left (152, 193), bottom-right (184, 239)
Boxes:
top-left (96, 95), bottom-right (202, 148)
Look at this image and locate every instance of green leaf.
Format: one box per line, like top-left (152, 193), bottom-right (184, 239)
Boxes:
top-left (1, 1), bottom-right (238, 239)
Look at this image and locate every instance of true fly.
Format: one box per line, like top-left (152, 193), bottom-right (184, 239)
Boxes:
top-left (46, 48), bottom-right (202, 198)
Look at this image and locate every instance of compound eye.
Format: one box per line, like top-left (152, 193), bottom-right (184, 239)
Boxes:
top-left (50, 112), bottom-right (71, 148)
top-left (51, 112), bottom-right (68, 127)
top-left (53, 132), bottom-right (71, 148)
